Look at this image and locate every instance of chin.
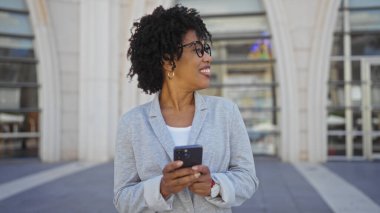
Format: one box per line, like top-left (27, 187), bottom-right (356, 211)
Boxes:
top-left (193, 79), bottom-right (210, 91)
top-left (197, 83), bottom-right (210, 90)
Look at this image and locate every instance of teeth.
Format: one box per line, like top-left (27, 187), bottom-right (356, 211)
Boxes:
top-left (200, 68), bottom-right (210, 73)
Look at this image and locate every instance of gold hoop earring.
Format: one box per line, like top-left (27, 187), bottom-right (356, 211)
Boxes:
top-left (167, 71), bottom-right (175, 80)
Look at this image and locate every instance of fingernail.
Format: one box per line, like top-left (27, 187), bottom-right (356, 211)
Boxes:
top-left (177, 161), bottom-right (183, 166)
top-left (192, 166), bottom-right (198, 170)
top-left (194, 173), bottom-right (201, 178)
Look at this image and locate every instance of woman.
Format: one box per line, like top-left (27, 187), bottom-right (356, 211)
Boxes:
top-left (114, 5), bottom-right (259, 213)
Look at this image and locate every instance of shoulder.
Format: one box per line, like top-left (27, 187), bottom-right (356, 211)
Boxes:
top-left (119, 101), bottom-right (151, 125)
top-left (201, 95), bottom-right (236, 112)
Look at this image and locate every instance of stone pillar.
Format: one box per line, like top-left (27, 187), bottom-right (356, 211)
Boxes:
top-left (307, 0), bottom-right (340, 162)
top-left (27, 0), bottom-right (62, 162)
top-left (78, 0), bottom-right (120, 162)
top-left (265, 0), bottom-right (301, 162)
top-left (266, 0), bottom-right (340, 162)
top-left (120, 0), bottom-right (174, 114)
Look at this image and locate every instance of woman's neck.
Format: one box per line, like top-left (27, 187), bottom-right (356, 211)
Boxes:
top-left (159, 85), bottom-right (195, 112)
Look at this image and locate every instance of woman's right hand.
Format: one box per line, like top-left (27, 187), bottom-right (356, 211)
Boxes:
top-left (160, 161), bottom-right (201, 198)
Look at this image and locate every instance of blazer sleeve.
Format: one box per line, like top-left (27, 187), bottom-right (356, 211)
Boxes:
top-left (227, 103), bottom-right (259, 205)
top-left (113, 117), bottom-right (173, 212)
top-left (206, 103), bottom-right (259, 207)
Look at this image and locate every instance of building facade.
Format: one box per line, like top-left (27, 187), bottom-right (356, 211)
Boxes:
top-left (0, 0), bottom-right (379, 163)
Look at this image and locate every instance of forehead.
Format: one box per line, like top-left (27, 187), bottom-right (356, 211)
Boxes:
top-left (182, 30), bottom-right (199, 44)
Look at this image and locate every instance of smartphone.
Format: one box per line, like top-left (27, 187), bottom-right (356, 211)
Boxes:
top-left (174, 144), bottom-right (203, 168)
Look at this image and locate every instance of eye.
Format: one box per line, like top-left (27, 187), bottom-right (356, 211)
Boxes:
top-left (194, 43), bottom-right (203, 52)
top-left (195, 47), bottom-right (202, 52)
top-left (203, 44), bottom-right (211, 55)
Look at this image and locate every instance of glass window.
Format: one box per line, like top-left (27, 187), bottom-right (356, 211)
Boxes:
top-left (203, 16), bottom-right (269, 35)
top-left (334, 13), bottom-right (343, 32)
top-left (332, 35), bottom-right (344, 56)
top-left (0, 0), bottom-right (27, 10)
top-left (370, 64), bottom-right (380, 82)
top-left (210, 63), bottom-right (274, 84)
top-left (352, 61), bottom-right (361, 81)
top-left (328, 135), bottom-right (346, 156)
top-left (372, 85), bottom-right (380, 106)
top-left (224, 87), bottom-right (275, 108)
top-left (213, 38), bottom-right (273, 60)
top-left (0, 36), bottom-right (34, 58)
top-left (179, 0), bottom-right (279, 155)
top-left (0, 88), bottom-right (21, 109)
top-left (351, 85), bottom-right (362, 106)
top-left (0, 63), bottom-right (37, 82)
top-left (351, 34), bottom-right (380, 56)
top-left (243, 110), bottom-right (277, 129)
top-left (180, 0), bottom-right (265, 14)
top-left (0, 11), bottom-right (33, 35)
top-left (329, 0), bottom-right (380, 159)
top-left (0, 87), bottom-right (38, 109)
top-left (372, 135), bottom-right (380, 154)
top-left (249, 132), bottom-right (279, 155)
top-left (353, 135), bottom-right (363, 156)
top-left (328, 110), bottom-right (346, 131)
top-left (328, 85), bottom-right (345, 107)
top-left (329, 61), bottom-right (344, 81)
top-left (372, 111), bottom-right (380, 131)
top-left (371, 65), bottom-right (380, 107)
top-left (350, 10), bottom-right (380, 31)
top-left (349, 0), bottom-right (380, 8)
top-left (352, 111), bottom-right (362, 131)
top-left (0, 1), bottom-right (40, 158)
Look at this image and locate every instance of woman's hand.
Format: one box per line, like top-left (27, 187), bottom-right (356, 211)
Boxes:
top-left (160, 161), bottom-right (201, 198)
top-left (188, 165), bottom-right (212, 197)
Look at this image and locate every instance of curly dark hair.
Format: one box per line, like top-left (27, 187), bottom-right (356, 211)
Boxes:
top-left (127, 4), bottom-right (212, 94)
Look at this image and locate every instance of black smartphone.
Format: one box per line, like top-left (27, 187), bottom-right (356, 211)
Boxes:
top-left (173, 144), bottom-right (203, 168)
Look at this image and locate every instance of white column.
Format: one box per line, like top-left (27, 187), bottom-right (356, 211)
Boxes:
top-left (121, 0), bottom-right (148, 114)
top-left (264, 0), bottom-right (301, 162)
top-left (79, 0), bottom-right (120, 162)
top-left (120, 0), bottom-right (174, 113)
top-left (307, 0), bottom-right (340, 162)
top-left (27, 0), bottom-right (61, 162)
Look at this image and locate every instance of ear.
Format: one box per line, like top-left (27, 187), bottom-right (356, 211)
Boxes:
top-left (163, 54), bottom-right (176, 72)
top-left (162, 59), bottom-right (172, 72)
top-left (162, 54), bottom-right (172, 72)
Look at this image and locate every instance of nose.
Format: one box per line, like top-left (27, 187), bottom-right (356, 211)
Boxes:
top-left (203, 52), bottom-right (212, 63)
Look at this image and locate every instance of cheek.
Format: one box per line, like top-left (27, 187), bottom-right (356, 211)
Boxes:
top-left (176, 61), bottom-right (197, 73)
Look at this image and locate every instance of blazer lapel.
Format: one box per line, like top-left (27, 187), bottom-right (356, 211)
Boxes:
top-left (148, 92), bottom-right (208, 159)
top-left (148, 93), bottom-right (175, 161)
top-left (188, 92), bottom-right (208, 145)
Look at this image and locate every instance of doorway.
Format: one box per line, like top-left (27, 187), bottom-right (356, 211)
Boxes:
top-left (362, 59), bottom-right (380, 159)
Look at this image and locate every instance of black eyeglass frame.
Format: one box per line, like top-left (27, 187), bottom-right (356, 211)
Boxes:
top-left (179, 40), bottom-right (211, 58)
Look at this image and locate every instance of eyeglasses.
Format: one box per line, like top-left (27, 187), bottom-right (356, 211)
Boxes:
top-left (179, 40), bottom-right (211, 58)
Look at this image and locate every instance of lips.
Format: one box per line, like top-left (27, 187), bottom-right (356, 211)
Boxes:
top-left (200, 66), bottom-right (211, 77)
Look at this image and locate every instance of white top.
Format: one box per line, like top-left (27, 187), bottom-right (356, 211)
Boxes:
top-left (144, 125), bottom-right (192, 208)
top-left (115, 92), bottom-right (258, 212)
top-left (149, 125), bottom-right (230, 208)
top-left (166, 125), bottom-right (192, 146)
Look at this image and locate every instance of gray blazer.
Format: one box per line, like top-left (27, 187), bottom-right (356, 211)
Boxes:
top-left (114, 92), bottom-right (259, 213)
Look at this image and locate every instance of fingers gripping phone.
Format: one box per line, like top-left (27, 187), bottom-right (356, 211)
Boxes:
top-left (174, 145), bottom-right (203, 168)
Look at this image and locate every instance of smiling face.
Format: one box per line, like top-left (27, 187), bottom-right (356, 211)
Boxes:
top-left (165, 30), bottom-right (212, 92)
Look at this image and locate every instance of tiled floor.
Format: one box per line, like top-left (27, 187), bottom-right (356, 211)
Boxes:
top-left (233, 156), bottom-right (332, 213)
top-left (0, 156), bottom-right (379, 213)
top-left (0, 158), bottom-right (66, 184)
top-left (325, 160), bottom-right (380, 206)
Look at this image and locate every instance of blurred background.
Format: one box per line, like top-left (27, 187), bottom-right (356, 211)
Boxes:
top-left (2, 0), bottom-right (380, 163)
top-left (0, 0), bottom-right (380, 212)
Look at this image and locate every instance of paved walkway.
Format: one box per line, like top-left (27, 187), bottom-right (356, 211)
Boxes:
top-left (0, 156), bottom-right (379, 213)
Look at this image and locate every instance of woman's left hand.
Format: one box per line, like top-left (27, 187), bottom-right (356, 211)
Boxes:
top-left (188, 165), bottom-right (212, 197)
